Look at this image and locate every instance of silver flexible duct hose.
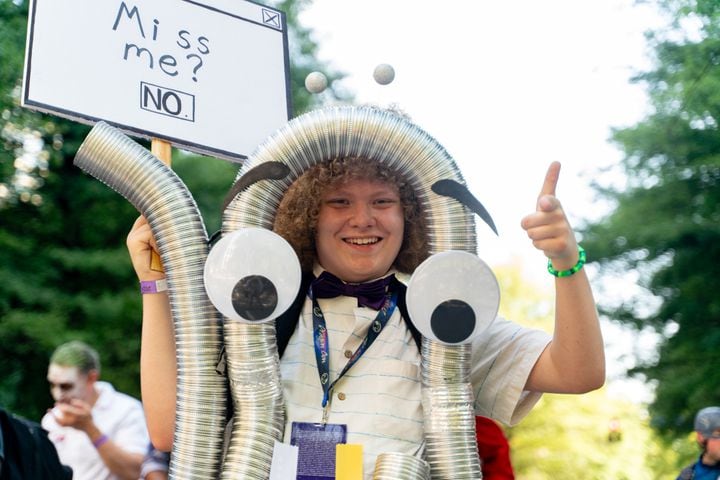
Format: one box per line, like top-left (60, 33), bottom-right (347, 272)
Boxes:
top-left (223, 106), bottom-right (481, 478)
top-left (421, 339), bottom-right (482, 479)
top-left (224, 106), bottom-right (476, 254)
top-left (220, 321), bottom-right (285, 479)
top-left (373, 452), bottom-right (431, 479)
top-left (74, 122), bottom-right (227, 480)
top-left (219, 181), bottom-right (287, 479)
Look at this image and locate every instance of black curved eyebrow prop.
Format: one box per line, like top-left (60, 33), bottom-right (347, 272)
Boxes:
top-left (431, 179), bottom-right (498, 236)
top-left (222, 161), bottom-right (292, 212)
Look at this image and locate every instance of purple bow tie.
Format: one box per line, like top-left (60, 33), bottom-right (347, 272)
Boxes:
top-left (311, 271), bottom-right (396, 310)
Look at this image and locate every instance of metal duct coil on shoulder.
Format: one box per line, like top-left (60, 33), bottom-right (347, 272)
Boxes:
top-left (74, 122), bottom-right (227, 480)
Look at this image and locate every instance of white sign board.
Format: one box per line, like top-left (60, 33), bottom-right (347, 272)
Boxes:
top-left (22, 0), bottom-right (291, 161)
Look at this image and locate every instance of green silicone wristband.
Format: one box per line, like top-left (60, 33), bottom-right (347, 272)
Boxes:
top-left (547, 245), bottom-right (586, 277)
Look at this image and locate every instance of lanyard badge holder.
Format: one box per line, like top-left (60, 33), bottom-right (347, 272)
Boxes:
top-left (288, 287), bottom-right (398, 479)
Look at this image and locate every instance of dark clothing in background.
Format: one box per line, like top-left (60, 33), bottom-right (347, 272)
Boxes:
top-left (0, 407), bottom-right (73, 480)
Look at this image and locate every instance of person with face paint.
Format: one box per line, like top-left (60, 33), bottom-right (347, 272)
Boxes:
top-left (41, 340), bottom-right (150, 480)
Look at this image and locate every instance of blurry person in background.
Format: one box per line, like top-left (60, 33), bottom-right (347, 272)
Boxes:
top-left (676, 406), bottom-right (720, 480)
top-left (41, 340), bottom-right (150, 480)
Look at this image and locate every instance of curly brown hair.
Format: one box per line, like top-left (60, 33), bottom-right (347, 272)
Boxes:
top-left (273, 157), bottom-right (429, 274)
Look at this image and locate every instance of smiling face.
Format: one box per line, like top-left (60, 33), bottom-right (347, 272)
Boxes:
top-left (315, 179), bottom-right (404, 283)
top-left (273, 157), bottom-right (429, 276)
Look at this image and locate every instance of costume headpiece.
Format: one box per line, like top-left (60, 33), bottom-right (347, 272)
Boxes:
top-left (222, 105), bottom-right (496, 244)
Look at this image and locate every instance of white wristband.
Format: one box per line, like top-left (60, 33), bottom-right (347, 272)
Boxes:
top-left (140, 279), bottom-right (168, 294)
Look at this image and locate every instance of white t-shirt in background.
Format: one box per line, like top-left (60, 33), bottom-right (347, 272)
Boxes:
top-left (42, 381), bottom-right (150, 480)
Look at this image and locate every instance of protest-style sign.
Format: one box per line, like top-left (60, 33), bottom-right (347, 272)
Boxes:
top-left (22, 0), bottom-right (291, 161)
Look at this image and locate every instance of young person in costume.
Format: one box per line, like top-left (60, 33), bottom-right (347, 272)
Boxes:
top-left (127, 153), bottom-right (604, 475)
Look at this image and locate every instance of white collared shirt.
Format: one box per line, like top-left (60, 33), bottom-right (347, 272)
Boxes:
top-left (280, 269), bottom-right (550, 478)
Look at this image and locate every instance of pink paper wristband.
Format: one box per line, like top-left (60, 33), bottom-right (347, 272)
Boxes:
top-left (93, 434), bottom-right (109, 449)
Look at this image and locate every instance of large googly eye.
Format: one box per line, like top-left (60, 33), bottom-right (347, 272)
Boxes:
top-left (203, 228), bottom-right (301, 323)
top-left (406, 251), bottom-right (499, 345)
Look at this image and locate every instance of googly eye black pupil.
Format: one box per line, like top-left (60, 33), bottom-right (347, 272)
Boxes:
top-left (430, 299), bottom-right (476, 344)
top-left (231, 275), bottom-right (278, 321)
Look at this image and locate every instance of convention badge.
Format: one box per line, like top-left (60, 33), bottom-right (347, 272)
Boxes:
top-left (291, 422), bottom-right (347, 480)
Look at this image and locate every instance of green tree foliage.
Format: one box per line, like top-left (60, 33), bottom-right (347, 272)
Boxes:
top-left (581, 0), bottom-right (720, 438)
top-left (0, 0), bottom-right (346, 420)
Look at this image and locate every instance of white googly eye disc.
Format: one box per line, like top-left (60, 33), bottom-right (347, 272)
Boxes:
top-left (204, 228), bottom-right (301, 323)
top-left (406, 251), bottom-right (499, 345)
